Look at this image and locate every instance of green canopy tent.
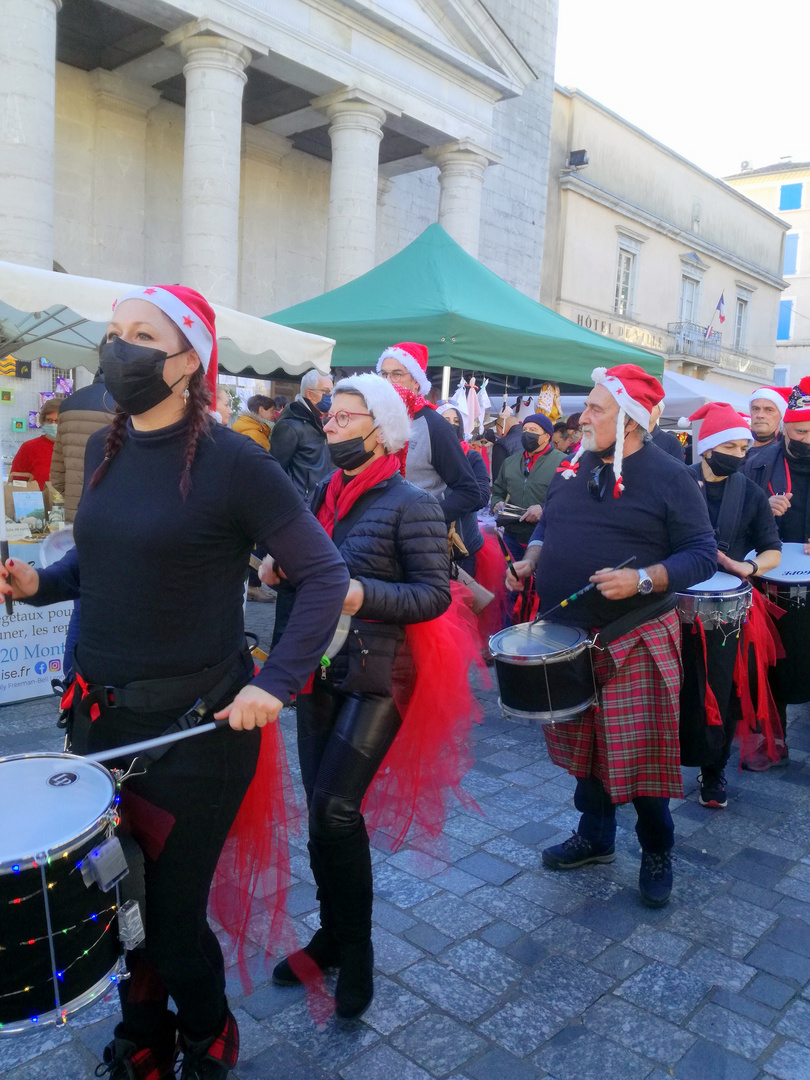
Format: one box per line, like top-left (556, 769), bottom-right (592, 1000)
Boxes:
top-left (266, 224), bottom-right (663, 389)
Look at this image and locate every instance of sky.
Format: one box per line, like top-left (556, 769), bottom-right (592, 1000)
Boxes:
top-left (553, 0), bottom-right (810, 179)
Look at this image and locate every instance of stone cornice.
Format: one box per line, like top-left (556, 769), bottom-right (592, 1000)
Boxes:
top-left (423, 137), bottom-right (501, 168)
top-left (559, 173), bottom-right (788, 292)
top-left (241, 125), bottom-right (292, 168)
top-left (89, 70), bottom-right (161, 118)
top-left (164, 17), bottom-right (269, 58)
top-left (311, 87), bottom-right (402, 120)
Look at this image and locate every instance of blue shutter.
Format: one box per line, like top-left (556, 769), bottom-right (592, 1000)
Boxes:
top-left (780, 183), bottom-right (803, 211)
top-left (784, 233), bottom-right (799, 275)
top-left (777, 299), bottom-right (793, 340)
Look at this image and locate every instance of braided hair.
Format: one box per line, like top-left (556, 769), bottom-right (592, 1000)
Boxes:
top-left (90, 365), bottom-right (212, 498)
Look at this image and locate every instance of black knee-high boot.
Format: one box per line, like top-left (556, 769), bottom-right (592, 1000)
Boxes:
top-left (313, 826), bottom-right (374, 1020)
top-left (272, 840), bottom-right (340, 986)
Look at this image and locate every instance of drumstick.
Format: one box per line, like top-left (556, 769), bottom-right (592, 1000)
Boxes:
top-left (84, 717), bottom-right (231, 764)
top-left (0, 505), bottom-right (12, 616)
top-left (532, 556), bottom-right (636, 624)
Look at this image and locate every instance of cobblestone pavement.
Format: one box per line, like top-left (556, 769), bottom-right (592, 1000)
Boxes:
top-left (2, 602), bottom-right (810, 1079)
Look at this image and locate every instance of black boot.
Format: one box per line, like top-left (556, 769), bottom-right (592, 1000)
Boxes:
top-left (177, 1008), bottom-right (239, 1080)
top-left (95, 1016), bottom-right (176, 1080)
top-left (273, 841), bottom-right (340, 986)
top-left (314, 827), bottom-right (375, 1020)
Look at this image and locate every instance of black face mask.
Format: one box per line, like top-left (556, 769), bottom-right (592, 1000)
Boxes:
top-left (787, 436), bottom-right (810, 460)
top-left (101, 337), bottom-right (186, 415)
top-left (328, 429), bottom-right (378, 471)
top-left (521, 432), bottom-right (541, 453)
top-left (753, 430), bottom-right (777, 442)
top-left (706, 450), bottom-right (745, 476)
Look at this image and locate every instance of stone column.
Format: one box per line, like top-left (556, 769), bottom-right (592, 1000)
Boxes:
top-left (178, 35), bottom-right (251, 306)
top-left (313, 89), bottom-right (397, 291)
top-left (424, 139), bottom-right (500, 259)
top-left (0, 0), bottom-right (61, 267)
top-left (239, 126), bottom-right (291, 315)
top-left (90, 71), bottom-right (160, 282)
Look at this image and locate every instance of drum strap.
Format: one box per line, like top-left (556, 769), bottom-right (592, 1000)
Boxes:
top-left (714, 472), bottom-right (746, 553)
top-left (597, 593), bottom-right (676, 647)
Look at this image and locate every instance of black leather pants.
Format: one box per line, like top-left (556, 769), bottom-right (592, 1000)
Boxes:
top-left (296, 681), bottom-right (402, 944)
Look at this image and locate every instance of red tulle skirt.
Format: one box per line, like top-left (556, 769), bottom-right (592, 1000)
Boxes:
top-left (472, 531), bottom-right (509, 646)
top-left (734, 589), bottom-right (786, 769)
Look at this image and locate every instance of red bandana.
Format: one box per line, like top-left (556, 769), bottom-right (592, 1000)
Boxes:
top-left (393, 384), bottom-right (436, 418)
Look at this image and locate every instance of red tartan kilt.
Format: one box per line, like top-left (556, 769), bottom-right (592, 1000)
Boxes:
top-left (543, 609), bottom-right (684, 803)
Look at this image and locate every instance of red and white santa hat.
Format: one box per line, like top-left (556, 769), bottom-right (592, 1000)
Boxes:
top-left (749, 385), bottom-right (790, 418)
top-left (561, 364), bottom-right (664, 497)
top-left (376, 342), bottom-right (431, 396)
top-left (784, 377), bottom-right (810, 423)
top-left (683, 402), bottom-right (753, 455)
top-left (113, 285), bottom-right (218, 407)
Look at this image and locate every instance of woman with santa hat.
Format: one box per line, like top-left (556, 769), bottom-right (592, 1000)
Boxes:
top-left (264, 373), bottom-right (480, 1020)
top-left (678, 403), bottom-right (783, 805)
top-left (0, 285), bottom-right (348, 1080)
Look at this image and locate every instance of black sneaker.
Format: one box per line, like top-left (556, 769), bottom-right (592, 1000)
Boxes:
top-left (698, 771), bottom-right (728, 809)
top-left (638, 851), bottom-right (672, 908)
top-left (542, 832), bottom-right (615, 870)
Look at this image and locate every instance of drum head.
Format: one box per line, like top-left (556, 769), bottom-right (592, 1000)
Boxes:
top-left (686, 571), bottom-right (743, 593)
top-left (39, 526), bottom-right (75, 568)
top-left (325, 613), bottom-right (351, 659)
top-left (0, 754), bottom-right (114, 866)
top-left (490, 621), bottom-right (588, 659)
top-left (748, 543), bottom-right (810, 584)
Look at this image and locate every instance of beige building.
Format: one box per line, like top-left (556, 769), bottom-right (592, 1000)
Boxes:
top-left (725, 160), bottom-right (810, 384)
top-left (540, 88), bottom-right (788, 396)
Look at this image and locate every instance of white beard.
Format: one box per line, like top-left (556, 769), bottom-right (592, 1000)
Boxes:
top-left (580, 429), bottom-right (599, 452)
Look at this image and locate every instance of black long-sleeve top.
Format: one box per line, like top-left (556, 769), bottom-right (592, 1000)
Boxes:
top-left (29, 416), bottom-right (349, 702)
top-left (688, 463), bottom-right (782, 562)
top-left (529, 440), bottom-right (717, 629)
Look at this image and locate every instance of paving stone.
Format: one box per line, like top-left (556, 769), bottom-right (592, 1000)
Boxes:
top-left (465, 1047), bottom-right (540, 1080)
top-left (388, 849), bottom-right (449, 880)
top-left (775, 877), bottom-right (810, 904)
top-left (372, 898), bottom-right (417, 933)
top-left (483, 836), bottom-right (541, 870)
top-left (775, 998), bottom-right (810, 1046)
top-left (507, 872), bottom-right (582, 915)
top-left (468, 884), bottom-right (553, 933)
top-left (745, 973), bottom-right (796, 1009)
top-left (533, 1026), bottom-right (652, 1080)
top-left (269, 1001), bottom-right (380, 1070)
top-left (708, 986), bottom-right (775, 1026)
top-left (521, 955), bottom-right (613, 1019)
top-left (582, 994), bottom-right (696, 1064)
top-left (407, 832), bottom-right (475, 864)
top-left (624, 925), bottom-right (691, 964)
top-left (372, 864), bottom-right (442, 909)
top-left (672, 1038), bottom-right (759, 1080)
top-left (390, 1013), bottom-right (486, 1077)
top-left (590, 943), bottom-right (648, 979)
top-left (686, 1001), bottom-right (776, 1060)
top-left (442, 815), bottom-right (503, 845)
top-left (400, 960), bottom-right (497, 1021)
top-left (615, 961), bottom-right (711, 1023)
top-left (403, 921), bottom-right (454, 954)
top-left (665, 906), bottom-right (759, 959)
top-left (727, 880), bottom-right (784, 910)
top-left (0, 1025), bottom-right (74, 1073)
top-left (766, 915), bottom-right (810, 959)
top-left (411, 894), bottom-right (490, 939)
top-left (681, 946), bottom-right (758, 992)
top-left (569, 898), bottom-right (641, 940)
top-left (455, 851), bottom-right (521, 885)
top-left (429, 866), bottom-right (484, 896)
top-left (236, 1040), bottom-right (324, 1080)
top-left (761, 1039), bottom-right (810, 1080)
top-left (361, 975), bottom-right (429, 1036)
top-left (723, 850), bottom-right (793, 889)
top-left (505, 937), bottom-right (550, 967)
top-left (480, 920), bottom-right (523, 947)
top-left (510, 821), bottom-right (559, 846)
top-left (478, 996), bottom-right (566, 1055)
top-left (529, 916), bottom-right (611, 960)
top-left (442, 938), bottom-right (524, 994)
top-left (0, 1044), bottom-right (96, 1080)
top-left (241, 980), bottom-right (306, 1021)
top-left (285, 881), bottom-right (318, 916)
top-left (339, 1043), bottom-right (432, 1080)
top-left (746, 941), bottom-right (810, 984)
top-left (774, 897), bottom-right (810, 926)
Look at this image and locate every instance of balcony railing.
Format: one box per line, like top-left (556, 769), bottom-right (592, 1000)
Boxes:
top-left (667, 322), bottom-right (721, 364)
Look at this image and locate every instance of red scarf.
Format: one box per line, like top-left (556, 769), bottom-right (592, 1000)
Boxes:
top-left (392, 384), bottom-right (436, 418)
top-left (316, 454), bottom-right (401, 536)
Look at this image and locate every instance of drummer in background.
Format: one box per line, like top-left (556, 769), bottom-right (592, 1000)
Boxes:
top-left (436, 403), bottom-right (492, 573)
top-left (747, 385), bottom-right (788, 454)
top-left (742, 377), bottom-right (810, 734)
top-left (1, 285), bottom-right (347, 1080)
top-left (647, 402), bottom-right (686, 460)
top-left (680, 404), bottom-right (782, 807)
top-left (508, 364), bottom-right (716, 908)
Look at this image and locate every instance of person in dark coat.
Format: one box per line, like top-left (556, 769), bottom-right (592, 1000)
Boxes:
top-left (648, 404), bottom-right (685, 460)
top-left (748, 385), bottom-right (787, 453)
top-left (264, 375), bottom-right (476, 1021)
top-left (490, 414), bottom-right (523, 480)
top-left (436, 403), bottom-right (490, 570)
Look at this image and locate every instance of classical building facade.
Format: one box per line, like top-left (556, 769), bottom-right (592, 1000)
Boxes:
top-left (724, 160), bottom-right (810, 384)
top-left (540, 88), bottom-right (788, 396)
top-left (0, 0), bottom-right (558, 317)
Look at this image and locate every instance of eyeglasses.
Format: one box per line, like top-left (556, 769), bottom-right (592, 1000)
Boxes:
top-left (379, 369), bottom-right (410, 384)
top-left (588, 463), bottom-right (611, 502)
top-left (324, 410), bottom-right (373, 428)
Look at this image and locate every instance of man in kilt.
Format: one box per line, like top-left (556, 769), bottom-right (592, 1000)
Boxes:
top-left (508, 364), bottom-right (716, 907)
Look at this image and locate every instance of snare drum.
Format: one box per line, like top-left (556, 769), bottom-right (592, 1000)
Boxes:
top-left (0, 753), bottom-right (124, 1033)
top-left (748, 543), bottom-right (810, 609)
top-left (489, 622), bottom-right (597, 725)
top-left (676, 571), bottom-right (753, 631)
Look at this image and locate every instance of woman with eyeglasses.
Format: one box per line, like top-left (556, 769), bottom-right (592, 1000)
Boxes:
top-left (262, 374), bottom-right (479, 1020)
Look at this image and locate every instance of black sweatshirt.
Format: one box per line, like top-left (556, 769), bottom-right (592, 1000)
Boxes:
top-left (29, 416), bottom-right (349, 701)
top-left (689, 463), bottom-right (782, 562)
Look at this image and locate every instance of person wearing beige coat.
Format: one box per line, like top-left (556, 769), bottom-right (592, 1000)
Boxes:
top-left (50, 375), bottom-right (116, 522)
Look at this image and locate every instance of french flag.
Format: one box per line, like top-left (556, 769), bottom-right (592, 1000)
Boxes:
top-left (705, 293), bottom-right (725, 338)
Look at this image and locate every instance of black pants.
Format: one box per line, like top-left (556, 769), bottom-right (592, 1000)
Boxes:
top-left (679, 623), bottom-right (739, 772)
top-left (296, 682), bottom-right (401, 943)
top-left (75, 697), bottom-right (259, 1041)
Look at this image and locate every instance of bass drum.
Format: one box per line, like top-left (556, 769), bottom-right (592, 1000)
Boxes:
top-left (489, 622), bottom-right (596, 725)
top-left (0, 753), bottom-right (123, 1033)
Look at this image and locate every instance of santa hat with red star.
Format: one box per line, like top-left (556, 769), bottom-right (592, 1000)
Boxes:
top-left (376, 342), bottom-right (431, 396)
top-left (561, 364), bottom-right (664, 497)
top-left (749, 385), bottom-right (791, 418)
top-left (784, 377), bottom-right (810, 423)
top-left (682, 402), bottom-right (753, 455)
top-left (113, 285), bottom-right (218, 407)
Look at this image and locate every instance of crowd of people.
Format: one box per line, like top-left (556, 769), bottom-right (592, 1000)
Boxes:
top-left (2, 285), bottom-right (809, 1079)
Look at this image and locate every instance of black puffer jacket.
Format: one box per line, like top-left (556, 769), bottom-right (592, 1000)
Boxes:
top-left (311, 469), bottom-right (451, 694)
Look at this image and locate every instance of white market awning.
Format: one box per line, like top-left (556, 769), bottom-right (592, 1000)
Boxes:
top-left (561, 370), bottom-right (752, 423)
top-left (0, 260), bottom-right (334, 377)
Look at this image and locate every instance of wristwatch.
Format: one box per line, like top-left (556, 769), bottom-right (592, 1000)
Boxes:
top-left (636, 568), bottom-right (654, 595)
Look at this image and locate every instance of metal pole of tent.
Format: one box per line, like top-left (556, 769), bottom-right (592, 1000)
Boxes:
top-left (441, 366), bottom-right (451, 400)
